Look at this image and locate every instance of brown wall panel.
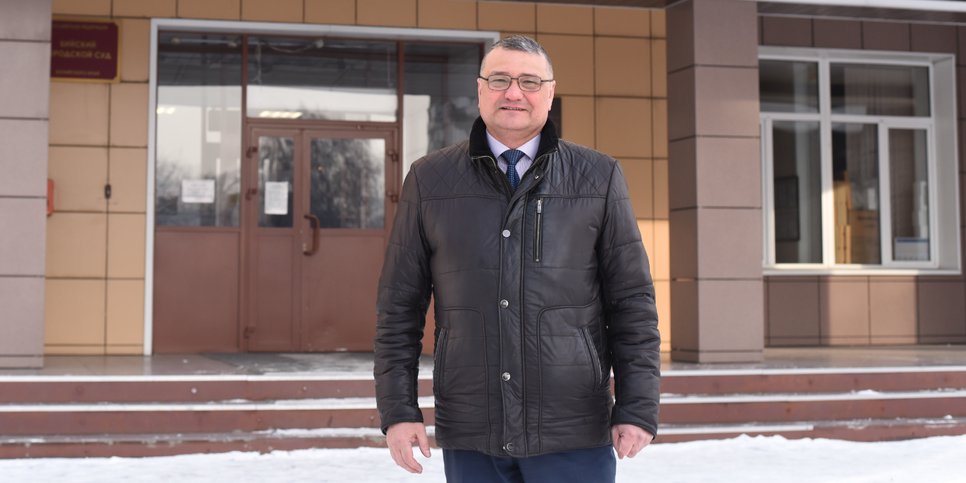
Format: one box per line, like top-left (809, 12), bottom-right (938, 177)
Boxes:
top-left (154, 230), bottom-right (240, 352)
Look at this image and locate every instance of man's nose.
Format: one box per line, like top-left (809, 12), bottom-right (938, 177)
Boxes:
top-left (503, 80), bottom-right (525, 99)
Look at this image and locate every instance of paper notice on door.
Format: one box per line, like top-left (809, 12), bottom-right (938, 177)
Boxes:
top-left (264, 181), bottom-right (289, 215)
top-left (181, 179), bottom-right (215, 204)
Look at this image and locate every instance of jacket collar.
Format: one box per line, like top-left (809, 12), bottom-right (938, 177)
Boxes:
top-left (469, 117), bottom-right (559, 161)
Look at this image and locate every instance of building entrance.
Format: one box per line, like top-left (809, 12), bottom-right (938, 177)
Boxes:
top-left (243, 123), bottom-right (397, 351)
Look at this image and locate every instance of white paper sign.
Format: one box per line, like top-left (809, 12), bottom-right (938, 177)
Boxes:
top-left (181, 179), bottom-right (215, 204)
top-left (264, 181), bottom-right (289, 215)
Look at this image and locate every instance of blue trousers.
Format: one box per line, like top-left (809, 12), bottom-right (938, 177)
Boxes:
top-left (442, 446), bottom-right (616, 483)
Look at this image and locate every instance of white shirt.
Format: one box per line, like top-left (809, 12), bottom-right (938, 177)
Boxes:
top-left (486, 132), bottom-right (541, 179)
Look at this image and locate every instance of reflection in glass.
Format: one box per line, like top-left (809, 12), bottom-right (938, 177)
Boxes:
top-left (773, 122), bottom-right (822, 263)
top-left (310, 138), bottom-right (385, 229)
top-left (156, 32), bottom-right (242, 227)
top-left (831, 63), bottom-right (930, 117)
top-left (833, 123), bottom-right (880, 264)
top-left (403, 43), bottom-right (481, 175)
top-left (258, 136), bottom-right (295, 228)
top-left (759, 60), bottom-right (819, 113)
top-left (247, 37), bottom-right (397, 122)
top-left (890, 129), bottom-right (930, 261)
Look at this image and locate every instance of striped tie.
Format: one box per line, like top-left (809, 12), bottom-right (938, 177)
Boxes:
top-left (502, 149), bottom-right (524, 190)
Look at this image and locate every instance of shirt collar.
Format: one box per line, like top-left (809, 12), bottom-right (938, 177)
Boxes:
top-left (486, 132), bottom-right (541, 161)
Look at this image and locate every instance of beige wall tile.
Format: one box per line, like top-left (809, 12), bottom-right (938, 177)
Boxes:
top-left (621, 158), bottom-right (653, 219)
top-left (120, 19), bottom-right (150, 82)
top-left (0, 199), bottom-right (47, 276)
top-left (652, 98), bottom-right (667, 159)
top-left (0, 42), bottom-right (50, 119)
top-left (652, 218), bottom-right (669, 282)
top-left (305, 0), bottom-right (355, 24)
top-left (48, 146), bottom-right (108, 212)
top-left (0, 278), bottom-right (45, 356)
top-left (107, 213), bottom-right (146, 278)
top-left (670, 279), bottom-right (697, 348)
top-left (697, 280), bottom-right (763, 352)
top-left (651, 38), bottom-right (666, 98)
top-left (653, 158), bottom-right (667, 219)
top-left (766, 278), bottom-right (820, 340)
top-left (869, 278), bottom-right (917, 338)
top-left (418, 0), bottom-right (475, 30)
top-left (478, 2), bottom-right (534, 33)
top-left (1, 1), bottom-right (49, 42)
top-left (110, 83), bottom-right (149, 147)
top-left (596, 97), bottom-right (651, 158)
top-left (53, 0), bottom-right (110, 16)
top-left (178, 0), bottom-right (241, 20)
top-left (595, 37), bottom-right (650, 97)
top-left (358, 0), bottom-right (416, 27)
top-left (0, 119), bottom-right (48, 198)
top-left (654, 279), bottom-right (670, 352)
top-left (45, 279), bottom-right (105, 346)
top-left (694, 66), bottom-right (759, 138)
top-left (538, 34), bottom-right (593, 96)
top-left (637, 220), bottom-right (655, 270)
top-left (594, 7), bottom-right (649, 37)
top-left (107, 279), bottom-right (144, 346)
top-left (108, 148), bottom-right (148, 213)
top-left (50, 82), bottom-right (109, 146)
top-left (560, 95), bottom-right (594, 148)
top-left (241, 0), bottom-right (302, 22)
top-left (46, 212), bottom-right (107, 278)
top-left (918, 281), bottom-right (966, 337)
top-left (863, 21), bottom-right (910, 51)
top-left (651, 8), bottom-right (665, 38)
top-left (45, 345), bottom-right (105, 355)
top-left (760, 16), bottom-right (812, 47)
top-left (813, 19), bottom-right (861, 49)
top-left (113, 0), bottom-right (176, 17)
top-left (820, 278), bottom-right (870, 341)
top-left (536, 4), bottom-right (592, 35)
top-left (696, 208), bottom-right (762, 280)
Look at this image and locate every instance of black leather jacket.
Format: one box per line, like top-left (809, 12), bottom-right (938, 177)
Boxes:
top-left (374, 118), bottom-right (660, 457)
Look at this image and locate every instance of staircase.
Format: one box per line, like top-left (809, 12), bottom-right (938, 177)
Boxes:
top-left (1, 366), bottom-right (965, 458)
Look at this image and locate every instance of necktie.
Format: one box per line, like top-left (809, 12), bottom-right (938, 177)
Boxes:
top-left (502, 149), bottom-right (525, 190)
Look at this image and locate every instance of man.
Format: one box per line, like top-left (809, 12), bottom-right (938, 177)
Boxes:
top-left (374, 35), bottom-right (660, 483)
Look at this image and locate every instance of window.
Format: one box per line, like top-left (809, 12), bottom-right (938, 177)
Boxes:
top-left (760, 49), bottom-right (959, 273)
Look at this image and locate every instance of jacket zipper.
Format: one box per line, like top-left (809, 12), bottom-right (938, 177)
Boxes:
top-left (580, 327), bottom-right (602, 389)
top-left (534, 198), bottom-right (543, 263)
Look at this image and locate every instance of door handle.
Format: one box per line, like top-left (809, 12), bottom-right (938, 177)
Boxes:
top-left (303, 214), bottom-right (320, 255)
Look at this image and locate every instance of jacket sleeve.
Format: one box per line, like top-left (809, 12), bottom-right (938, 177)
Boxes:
top-left (598, 161), bottom-right (661, 437)
top-left (373, 167), bottom-right (433, 433)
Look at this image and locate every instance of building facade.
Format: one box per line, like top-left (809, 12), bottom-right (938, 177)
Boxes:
top-left (1, 0), bottom-right (964, 368)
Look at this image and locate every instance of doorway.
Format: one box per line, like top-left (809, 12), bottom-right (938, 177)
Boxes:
top-left (243, 122), bottom-right (398, 351)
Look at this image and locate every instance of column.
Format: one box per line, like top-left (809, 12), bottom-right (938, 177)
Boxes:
top-left (0, 0), bottom-right (51, 368)
top-left (667, 0), bottom-right (764, 362)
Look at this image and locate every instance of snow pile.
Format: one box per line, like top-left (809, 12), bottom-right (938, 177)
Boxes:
top-left (0, 434), bottom-right (964, 482)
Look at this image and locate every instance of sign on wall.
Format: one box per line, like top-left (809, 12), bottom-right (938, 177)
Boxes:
top-left (50, 20), bottom-right (120, 82)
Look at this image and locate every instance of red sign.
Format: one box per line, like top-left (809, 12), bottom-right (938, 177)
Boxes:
top-left (50, 20), bottom-right (119, 82)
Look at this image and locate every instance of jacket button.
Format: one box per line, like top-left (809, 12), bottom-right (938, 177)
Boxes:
top-left (499, 299), bottom-right (509, 309)
top-left (503, 443), bottom-right (514, 453)
top-left (501, 372), bottom-right (511, 381)
top-left (502, 229), bottom-right (511, 238)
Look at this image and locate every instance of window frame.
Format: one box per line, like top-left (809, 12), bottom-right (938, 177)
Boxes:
top-left (760, 47), bottom-right (961, 275)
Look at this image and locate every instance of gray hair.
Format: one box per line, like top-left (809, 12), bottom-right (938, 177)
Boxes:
top-left (482, 35), bottom-right (554, 78)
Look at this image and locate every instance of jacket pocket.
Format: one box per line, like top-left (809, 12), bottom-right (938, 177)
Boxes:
top-left (432, 327), bottom-right (450, 396)
top-left (534, 198), bottom-right (544, 262)
top-left (579, 326), bottom-right (602, 390)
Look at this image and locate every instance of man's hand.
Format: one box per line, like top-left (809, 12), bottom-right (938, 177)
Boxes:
top-left (611, 424), bottom-right (654, 459)
top-left (386, 422), bottom-right (432, 474)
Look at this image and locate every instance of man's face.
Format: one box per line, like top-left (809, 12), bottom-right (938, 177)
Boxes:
top-left (477, 47), bottom-right (556, 146)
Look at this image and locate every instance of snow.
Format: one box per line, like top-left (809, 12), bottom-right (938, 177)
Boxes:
top-left (1, 435), bottom-right (965, 482)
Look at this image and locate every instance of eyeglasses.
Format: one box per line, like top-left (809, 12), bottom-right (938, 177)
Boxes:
top-left (478, 74), bottom-right (554, 92)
